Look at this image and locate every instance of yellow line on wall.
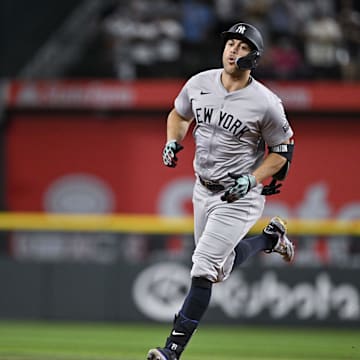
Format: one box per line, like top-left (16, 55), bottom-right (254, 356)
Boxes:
top-left (0, 212), bottom-right (358, 236)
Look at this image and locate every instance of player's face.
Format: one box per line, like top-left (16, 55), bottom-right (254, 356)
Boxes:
top-left (222, 38), bottom-right (252, 74)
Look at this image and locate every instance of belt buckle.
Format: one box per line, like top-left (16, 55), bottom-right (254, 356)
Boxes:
top-left (201, 177), bottom-right (215, 186)
top-left (200, 177), bottom-right (224, 192)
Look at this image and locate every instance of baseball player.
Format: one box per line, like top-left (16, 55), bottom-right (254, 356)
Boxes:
top-left (147, 22), bottom-right (295, 360)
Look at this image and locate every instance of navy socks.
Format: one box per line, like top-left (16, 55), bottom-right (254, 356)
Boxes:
top-left (165, 277), bottom-right (212, 355)
top-left (233, 233), bottom-right (274, 267)
top-left (180, 277), bottom-right (212, 321)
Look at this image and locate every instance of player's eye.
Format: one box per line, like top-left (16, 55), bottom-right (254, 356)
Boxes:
top-left (241, 43), bottom-right (251, 52)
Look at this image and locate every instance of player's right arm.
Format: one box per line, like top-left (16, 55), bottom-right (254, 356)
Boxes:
top-left (162, 108), bottom-right (193, 168)
top-left (167, 108), bottom-right (193, 143)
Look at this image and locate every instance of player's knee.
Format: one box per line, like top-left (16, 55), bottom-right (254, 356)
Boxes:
top-left (191, 250), bottom-right (234, 282)
top-left (190, 258), bottom-right (219, 282)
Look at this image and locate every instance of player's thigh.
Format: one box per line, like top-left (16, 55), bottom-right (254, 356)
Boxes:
top-left (194, 205), bottom-right (251, 261)
top-left (190, 211), bottom-right (244, 281)
top-left (191, 194), bottom-right (264, 281)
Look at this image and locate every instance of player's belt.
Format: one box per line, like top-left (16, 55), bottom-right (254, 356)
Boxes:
top-left (199, 176), bottom-right (225, 192)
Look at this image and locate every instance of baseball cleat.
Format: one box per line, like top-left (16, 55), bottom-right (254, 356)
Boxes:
top-left (147, 347), bottom-right (178, 360)
top-left (263, 216), bottom-right (295, 262)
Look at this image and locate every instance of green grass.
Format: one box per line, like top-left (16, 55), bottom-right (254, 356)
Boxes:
top-left (0, 321), bottom-right (359, 360)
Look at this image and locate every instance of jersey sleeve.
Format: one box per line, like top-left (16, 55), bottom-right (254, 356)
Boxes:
top-left (174, 80), bottom-right (194, 120)
top-left (261, 94), bottom-right (293, 146)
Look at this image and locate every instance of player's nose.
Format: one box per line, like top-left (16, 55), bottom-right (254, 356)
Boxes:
top-left (230, 47), bottom-right (238, 55)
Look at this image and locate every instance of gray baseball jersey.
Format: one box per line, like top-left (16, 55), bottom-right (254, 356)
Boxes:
top-left (174, 69), bottom-right (293, 282)
top-left (175, 69), bottom-right (293, 183)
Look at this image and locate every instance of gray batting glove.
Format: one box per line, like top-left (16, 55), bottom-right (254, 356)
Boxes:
top-left (162, 140), bottom-right (184, 168)
top-left (221, 173), bottom-right (257, 203)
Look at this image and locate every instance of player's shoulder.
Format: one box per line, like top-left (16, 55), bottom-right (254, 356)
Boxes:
top-left (251, 78), bottom-right (284, 106)
top-left (186, 68), bottom-right (222, 86)
top-left (253, 79), bottom-right (283, 109)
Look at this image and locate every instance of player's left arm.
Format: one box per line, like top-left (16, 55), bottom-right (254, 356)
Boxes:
top-left (221, 139), bottom-right (293, 202)
top-left (253, 139), bottom-right (293, 183)
top-left (221, 97), bottom-right (294, 202)
top-left (258, 94), bottom-right (294, 183)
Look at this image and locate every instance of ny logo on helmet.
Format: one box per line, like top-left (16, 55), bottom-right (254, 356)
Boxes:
top-left (235, 25), bottom-right (246, 34)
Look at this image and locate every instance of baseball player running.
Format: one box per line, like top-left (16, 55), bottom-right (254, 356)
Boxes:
top-left (147, 22), bottom-right (295, 360)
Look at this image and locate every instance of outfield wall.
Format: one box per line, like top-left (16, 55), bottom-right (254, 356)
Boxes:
top-left (5, 113), bottom-right (359, 218)
top-left (3, 112), bottom-right (359, 264)
top-left (1, 80), bottom-right (359, 261)
top-left (1, 257), bottom-right (359, 326)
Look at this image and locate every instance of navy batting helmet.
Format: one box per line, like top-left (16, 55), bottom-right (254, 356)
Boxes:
top-left (221, 22), bottom-right (264, 70)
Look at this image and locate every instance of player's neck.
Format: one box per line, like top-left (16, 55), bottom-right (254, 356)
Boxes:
top-left (221, 71), bottom-right (252, 92)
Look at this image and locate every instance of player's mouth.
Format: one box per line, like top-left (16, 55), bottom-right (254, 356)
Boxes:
top-left (227, 56), bottom-right (237, 66)
top-left (228, 56), bottom-right (236, 65)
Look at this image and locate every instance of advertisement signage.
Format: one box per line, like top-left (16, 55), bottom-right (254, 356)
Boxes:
top-left (6, 114), bottom-right (360, 219)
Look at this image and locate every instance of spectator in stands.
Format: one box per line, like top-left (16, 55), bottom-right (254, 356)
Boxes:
top-left (102, 0), bottom-right (183, 79)
top-left (179, 0), bottom-right (218, 75)
top-left (266, 0), bottom-right (299, 38)
top-left (338, 0), bottom-right (360, 80)
top-left (302, 5), bottom-right (343, 79)
top-left (69, 0), bottom-right (360, 81)
top-left (181, 0), bottom-right (215, 44)
top-left (213, 0), bottom-right (245, 33)
top-left (258, 35), bottom-right (306, 80)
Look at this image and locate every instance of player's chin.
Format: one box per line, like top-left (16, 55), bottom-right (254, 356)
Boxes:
top-left (224, 64), bottom-right (240, 76)
top-left (225, 60), bottom-right (236, 68)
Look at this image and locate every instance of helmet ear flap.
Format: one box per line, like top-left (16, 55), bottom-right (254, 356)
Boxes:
top-left (236, 50), bottom-right (261, 70)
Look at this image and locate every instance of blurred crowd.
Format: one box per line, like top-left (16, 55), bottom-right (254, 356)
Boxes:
top-left (70, 0), bottom-right (360, 81)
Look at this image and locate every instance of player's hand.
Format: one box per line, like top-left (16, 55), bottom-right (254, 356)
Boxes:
top-left (221, 173), bottom-right (257, 203)
top-left (261, 178), bottom-right (282, 196)
top-left (162, 140), bottom-right (184, 167)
